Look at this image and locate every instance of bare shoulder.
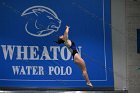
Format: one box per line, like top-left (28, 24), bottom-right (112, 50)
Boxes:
top-left (66, 39), bottom-right (72, 46)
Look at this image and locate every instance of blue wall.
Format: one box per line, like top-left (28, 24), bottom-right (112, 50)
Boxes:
top-left (0, 0), bottom-right (114, 89)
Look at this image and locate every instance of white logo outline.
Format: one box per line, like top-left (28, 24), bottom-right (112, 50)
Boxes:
top-left (21, 6), bottom-right (61, 37)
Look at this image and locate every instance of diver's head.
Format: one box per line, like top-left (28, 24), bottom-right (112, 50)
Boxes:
top-left (55, 36), bottom-right (64, 44)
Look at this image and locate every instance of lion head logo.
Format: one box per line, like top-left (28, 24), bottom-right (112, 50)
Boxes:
top-left (21, 6), bottom-right (61, 37)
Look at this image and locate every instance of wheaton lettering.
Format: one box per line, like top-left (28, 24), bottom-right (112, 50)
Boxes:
top-left (1, 45), bottom-right (82, 61)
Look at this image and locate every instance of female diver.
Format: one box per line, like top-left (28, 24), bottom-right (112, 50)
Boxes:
top-left (55, 25), bottom-right (93, 88)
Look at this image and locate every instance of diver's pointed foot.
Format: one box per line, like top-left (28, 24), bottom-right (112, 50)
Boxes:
top-left (87, 82), bottom-right (93, 88)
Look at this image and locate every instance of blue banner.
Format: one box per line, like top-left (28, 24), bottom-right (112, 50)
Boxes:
top-left (0, 0), bottom-right (114, 89)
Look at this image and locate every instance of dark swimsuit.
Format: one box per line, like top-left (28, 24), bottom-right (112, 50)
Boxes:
top-left (55, 39), bottom-right (78, 58)
top-left (68, 41), bottom-right (78, 58)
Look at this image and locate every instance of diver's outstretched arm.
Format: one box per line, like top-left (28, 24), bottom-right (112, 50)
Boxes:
top-left (63, 26), bottom-right (70, 41)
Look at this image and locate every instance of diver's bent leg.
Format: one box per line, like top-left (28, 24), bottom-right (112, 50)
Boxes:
top-left (80, 62), bottom-right (90, 83)
top-left (74, 54), bottom-right (93, 87)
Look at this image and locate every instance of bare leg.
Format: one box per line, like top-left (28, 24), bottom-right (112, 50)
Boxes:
top-left (74, 53), bottom-right (93, 87)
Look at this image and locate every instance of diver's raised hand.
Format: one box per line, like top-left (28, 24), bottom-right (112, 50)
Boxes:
top-left (66, 25), bottom-right (70, 29)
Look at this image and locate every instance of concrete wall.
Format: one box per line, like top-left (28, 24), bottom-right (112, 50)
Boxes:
top-left (112, 0), bottom-right (140, 92)
top-left (111, 0), bottom-right (127, 90)
top-left (126, 0), bottom-right (140, 93)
